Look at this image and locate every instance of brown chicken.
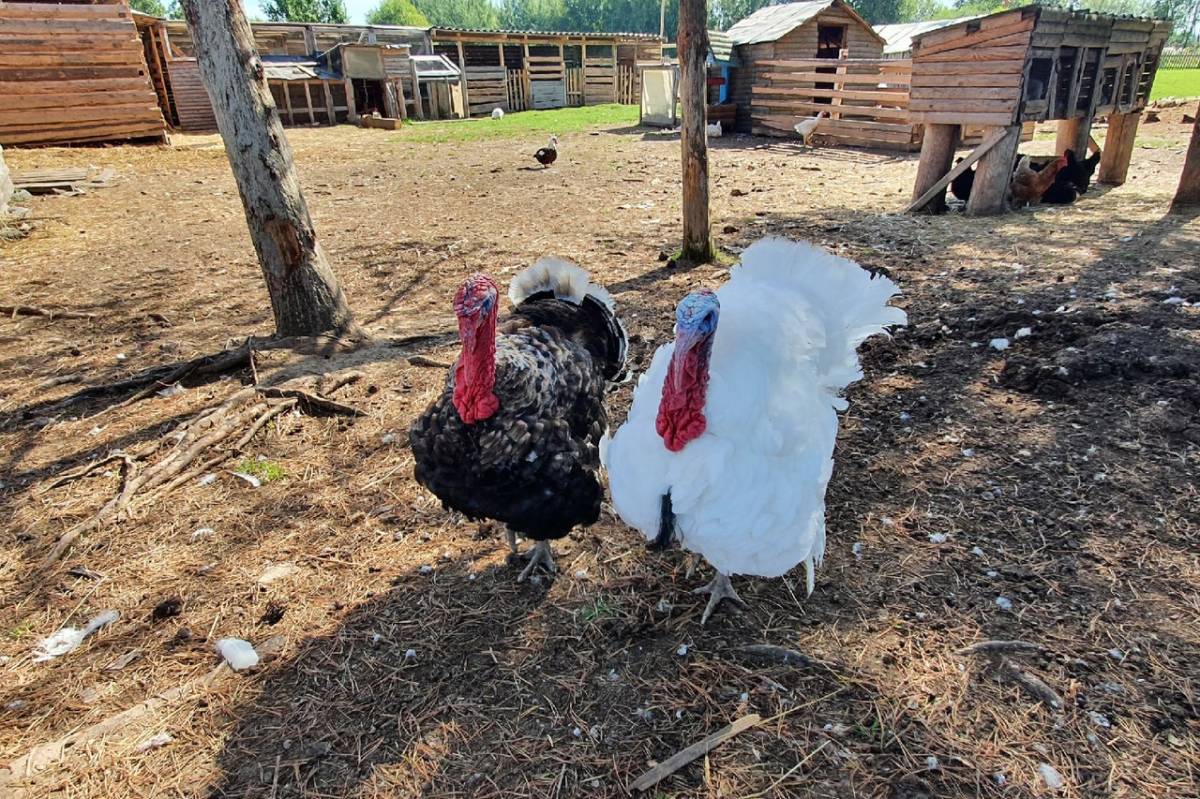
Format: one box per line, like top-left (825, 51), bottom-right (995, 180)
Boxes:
top-left (1011, 154), bottom-right (1067, 206)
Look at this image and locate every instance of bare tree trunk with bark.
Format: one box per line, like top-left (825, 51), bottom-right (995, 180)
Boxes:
top-left (678, 0), bottom-right (713, 264)
top-left (181, 0), bottom-right (356, 338)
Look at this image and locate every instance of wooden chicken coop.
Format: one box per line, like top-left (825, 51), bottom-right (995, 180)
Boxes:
top-left (907, 6), bottom-right (1172, 215)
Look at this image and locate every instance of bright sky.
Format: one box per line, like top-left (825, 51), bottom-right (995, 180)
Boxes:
top-left (244, 0), bottom-right (379, 25)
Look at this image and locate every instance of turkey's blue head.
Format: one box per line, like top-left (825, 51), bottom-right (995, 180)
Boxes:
top-left (656, 289), bottom-right (719, 452)
top-left (452, 273), bottom-right (501, 424)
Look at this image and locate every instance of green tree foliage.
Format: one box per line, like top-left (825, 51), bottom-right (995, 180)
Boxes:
top-left (262, 0), bottom-right (349, 23)
top-left (367, 0), bottom-right (431, 25)
top-left (129, 0), bottom-right (166, 15)
top-left (411, 0), bottom-right (500, 28)
top-left (498, 0), bottom-right (567, 31)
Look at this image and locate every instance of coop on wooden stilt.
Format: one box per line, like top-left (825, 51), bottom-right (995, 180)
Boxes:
top-left (906, 5), bottom-right (1172, 216)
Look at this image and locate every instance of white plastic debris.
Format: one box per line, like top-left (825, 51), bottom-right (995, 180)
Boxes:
top-left (995, 596), bottom-right (1013, 611)
top-left (191, 527), bottom-right (215, 541)
top-left (989, 338), bottom-right (1010, 351)
top-left (1014, 327), bottom-right (1033, 339)
top-left (216, 638), bottom-right (259, 671)
top-left (928, 533), bottom-right (949, 544)
top-left (230, 471), bottom-right (261, 487)
top-left (257, 562), bottom-right (297, 586)
top-left (33, 610), bottom-right (119, 662)
top-left (197, 473), bottom-right (217, 486)
top-left (156, 384), bottom-right (186, 398)
top-left (1038, 763), bottom-right (1064, 791)
top-left (676, 644), bottom-right (689, 656)
top-left (852, 542), bottom-right (863, 561)
top-left (136, 732), bottom-right (174, 752)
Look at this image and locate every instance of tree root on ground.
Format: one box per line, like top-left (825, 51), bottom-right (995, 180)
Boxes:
top-left (36, 369), bottom-right (364, 570)
top-left (958, 638), bottom-right (1062, 709)
top-left (1, 304), bottom-right (95, 321)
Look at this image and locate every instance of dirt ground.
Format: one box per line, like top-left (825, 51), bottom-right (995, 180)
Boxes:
top-left (0, 106), bottom-right (1197, 799)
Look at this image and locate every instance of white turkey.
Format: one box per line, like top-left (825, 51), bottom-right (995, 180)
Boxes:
top-left (603, 238), bottom-right (905, 623)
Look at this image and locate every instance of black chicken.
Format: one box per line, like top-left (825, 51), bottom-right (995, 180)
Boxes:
top-left (534, 135), bottom-right (558, 168)
top-left (409, 259), bottom-right (626, 581)
top-left (950, 157), bottom-right (975, 202)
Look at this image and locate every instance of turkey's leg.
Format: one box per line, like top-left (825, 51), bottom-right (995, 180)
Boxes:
top-left (517, 540), bottom-right (556, 582)
top-left (693, 572), bottom-right (747, 625)
top-left (505, 527), bottom-right (518, 555)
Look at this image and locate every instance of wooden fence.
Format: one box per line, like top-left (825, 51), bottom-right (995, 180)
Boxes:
top-left (1161, 50), bottom-right (1200, 69)
top-left (507, 69), bottom-right (526, 112)
top-left (750, 57), bottom-right (920, 151)
top-left (566, 67), bottom-right (584, 105)
top-left (617, 65), bottom-right (638, 104)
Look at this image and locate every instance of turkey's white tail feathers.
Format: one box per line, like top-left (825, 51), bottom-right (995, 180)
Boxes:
top-left (732, 238), bottom-right (906, 395)
top-left (508, 257), bottom-right (616, 310)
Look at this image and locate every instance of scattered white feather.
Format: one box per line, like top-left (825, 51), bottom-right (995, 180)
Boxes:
top-left (852, 542), bottom-right (863, 561)
top-left (970, 546), bottom-right (984, 556)
top-left (928, 533), bottom-right (948, 544)
top-left (381, 433), bottom-right (397, 445)
top-left (257, 562), bottom-right (296, 586)
top-left (197, 473), bottom-right (217, 486)
top-left (995, 596), bottom-right (1013, 610)
top-left (1014, 327), bottom-right (1032, 339)
top-left (676, 644), bottom-right (689, 656)
top-left (216, 638), bottom-right (259, 671)
top-left (404, 648), bottom-right (418, 661)
top-left (925, 756), bottom-right (940, 771)
top-left (89, 426), bottom-right (104, 437)
top-left (989, 338), bottom-right (1010, 351)
top-left (961, 448), bottom-right (975, 457)
top-left (419, 565), bottom-right (434, 575)
top-left (1162, 296), bottom-right (1187, 305)
top-left (1088, 711), bottom-right (1111, 728)
top-left (1038, 763), bottom-right (1064, 791)
top-left (115, 353), bottom-right (127, 361)
top-left (191, 527), bottom-right (215, 540)
top-left (156, 383), bottom-right (186, 398)
top-left (33, 610), bottom-right (119, 662)
top-left (230, 471), bottom-right (261, 487)
top-left (136, 732), bottom-right (174, 752)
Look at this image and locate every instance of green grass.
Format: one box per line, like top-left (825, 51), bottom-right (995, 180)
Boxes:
top-left (578, 597), bottom-right (618, 625)
top-left (392, 103), bottom-right (639, 144)
top-left (1150, 69), bottom-right (1200, 101)
top-left (234, 458), bottom-right (286, 483)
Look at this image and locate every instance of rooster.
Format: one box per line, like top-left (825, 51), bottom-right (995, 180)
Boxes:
top-left (794, 110), bottom-right (829, 147)
top-left (534, 135), bottom-right (558, 168)
top-left (1012, 154), bottom-right (1066, 206)
top-left (603, 239), bottom-right (905, 623)
top-left (410, 260), bottom-right (626, 581)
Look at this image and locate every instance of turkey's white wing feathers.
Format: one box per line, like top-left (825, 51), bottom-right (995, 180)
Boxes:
top-left (604, 238), bottom-right (904, 581)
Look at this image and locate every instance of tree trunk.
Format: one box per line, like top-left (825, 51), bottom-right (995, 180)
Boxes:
top-left (1172, 103), bottom-right (1200, 210)
top-left (678, 0), bottom-right (713, 264)
top-left (181, 0), bottom-right (356, 338)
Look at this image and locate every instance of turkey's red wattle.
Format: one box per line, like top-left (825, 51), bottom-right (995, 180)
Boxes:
top-left (453, 310), bottom-right (500, 424)
top-left (656, 341), bottom-right (712, 452)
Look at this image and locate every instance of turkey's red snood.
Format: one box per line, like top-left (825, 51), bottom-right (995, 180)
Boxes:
top-left (453, 307), bottom-right (500, 424)
top-left (656, 332), bottom-right (713, 452)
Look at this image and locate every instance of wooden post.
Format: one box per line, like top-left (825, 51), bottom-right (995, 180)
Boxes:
top-left (322, 81), bottom-right (335, 125)
top-left (1172, 103), bottom-right (1200, 210)
top-left (522, 40), bottom-right (532, 113)
top-left (409, 59), bottom-right (424, 120)
top-left (678, 0), bottom-right (713, 263)
top-left (344, 79), bottom-right (358, 123)
top-left (180, 0), bottom-right (356, 337)
top-left (610, 41), bottom-right (618, 103)
top-left (1099, 111), bottom-right (1141, 186)
top-left (911, 123), bottom-right (960, 214)
top-left (280, 81), bottom-right (293, 125)
top-left (394, 78), bottom-right (407, 121)
top-left (966, 123), bottom-right (1022, 216)
top-left (830, 48), bottom-right (847, 121)
top-left (1055, 117), bottom-right (1091, 156)
top-left (303, 81), bottom-right (316, 125)
top-left (456, 41), bottom-right (469, 117)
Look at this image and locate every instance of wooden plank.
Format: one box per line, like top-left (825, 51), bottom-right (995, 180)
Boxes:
top-left (913, 17), bottom-right (1034, 58)
top-left (756, 58), bottom-right (910, 69)
top-left (910, 86), bottom-right (1020, 101)
top-left (909, 98), bottom-right (1018, 113)
top-left (0, 103), bottom-right (161, 127)
top-left (0, 66), bottom-right (147, 81)
top-left (322, 80), bottom-right (336, 124)
top-left (14, 89), bottom-right (166, 109)
top-left (918, 46), bottom-right (1029, 64)
top-left (0, 18), bottom-right (135, 34)
top-left (752, 86), bottom-right (908, 105)
top-left (753, 115), bottom-right (916, 143)
top-left (0, 51), bottom-right (147, 67)
top-left (913, 60), bottom-right (1025, 76)
top-left (908, 111), bottom-right (1017, 125)
top-left (303, 81), bottom-right (315, 125)
top-left (910, 73), bottom-right (1022, 89)
top-left (753, 100), bottom-right (909, 121)
top-left (0, 77), bottom-right (154, 95)
top-left (915, 8), bottom-right (1032, 50)
top-left (0, 2), bottom-right (131, 19)
top-left (1, 121), bottom-right (163, 146)
top-left (759, 71), bottom-right (910, 85)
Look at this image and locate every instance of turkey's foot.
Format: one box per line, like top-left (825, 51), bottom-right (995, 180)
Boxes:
top-left (517, 540), bottom-right (556, 583)
top-left (693, 572), bottom-right (746, 625)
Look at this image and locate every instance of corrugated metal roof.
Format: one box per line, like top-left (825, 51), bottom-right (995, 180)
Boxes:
top-left (707, 30), bottom-right (739, 65)
top-left (874, 17), bottom-right (976, 55)
top-left (431, 26), bottom-right (663, 40)
top-left (727, 1), bottom-right (830, 45)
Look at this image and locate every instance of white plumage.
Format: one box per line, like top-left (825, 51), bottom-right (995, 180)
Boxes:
top-left (604, 238), bottom-right (905, 592)
top-left (705, 121), bottom-right (723, 138)
top-left (491, 107), bottom-right (505, 119)
top-left (509, 256), bottom-right (617, 310)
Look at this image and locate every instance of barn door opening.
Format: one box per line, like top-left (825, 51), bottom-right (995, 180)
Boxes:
top-left (814, 24), bottom-right (846, 104)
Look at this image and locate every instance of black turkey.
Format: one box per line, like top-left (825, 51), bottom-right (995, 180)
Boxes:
top-left (409, 258), bottom-right (626, 581)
